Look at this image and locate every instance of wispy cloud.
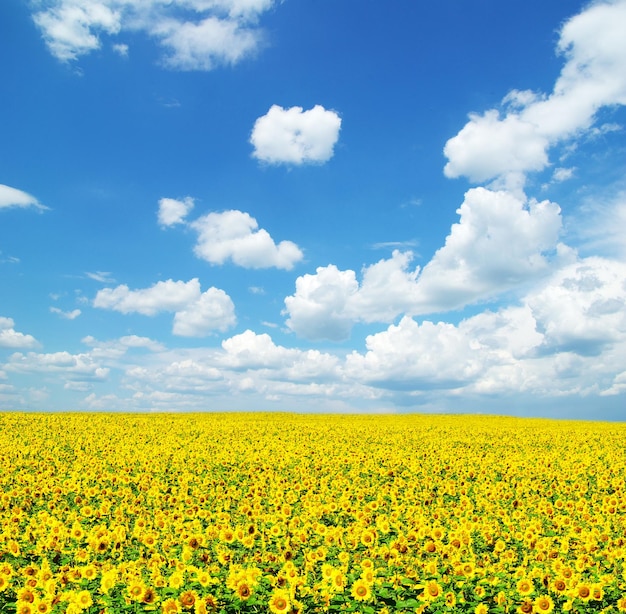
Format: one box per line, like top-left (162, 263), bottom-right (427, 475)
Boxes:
top-left (31, 0), bottom-right (278, 70)
top-left (85, 271), bottom-right (115, 283)
top-left (50, 307), bottom-right (82, 320)
top-left (0, 184), bottom-right (48, 211)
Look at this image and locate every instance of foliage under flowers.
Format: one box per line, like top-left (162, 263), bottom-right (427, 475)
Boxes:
top-left (1, 412), bottom-right (626, 613)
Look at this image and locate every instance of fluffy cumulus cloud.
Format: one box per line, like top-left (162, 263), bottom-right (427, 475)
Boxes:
top-left (173, 287), bottom-right (236, 336)
top-left (250, 105), bottom-right (342, 165)
top-left (158, 197), bottom-right (194, 227)
top-left (345, 317), bottom-right (485, 391)
top-left (94, 279), bottom-right (201, 315)
top-left (93, 278), bottom-right (235, 336)
top-left (0, 317), bottom-right (39, 349)
top-left (444, 0), bottom-right (626, 184)
top-left (413, 188), bottom-right (564, 310)
top-left (526, 257), bottom-right (626, 356)
top-left (283, 265), bottom-right (359, 341)
top-left (191, 210), bottom-right (303, 269)
top-left (31, 0), bottom-right (277, 69)
top-left (284, 188), bottom-right (563, 340)
top-left (339, 255), bottom-right (626, 400)
top-left (0, 184), bottom-right (47, 211)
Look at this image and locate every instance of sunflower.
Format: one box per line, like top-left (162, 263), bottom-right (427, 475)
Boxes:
top-left (331, 569), bottom-right (346, 591)
top-left (350, 579), bottom-right (372, 602)
top-left (127, 580), bottom-right (146, 602)
top-left (533, 594), bottom-right (554, 614)
top-left (474, 585), bottom-right (486, 598)
top-left (100, 571), bottom-right (117, 594)
top-left (75, 590), bottom-right (93, 611)
top-left (169, 572), bottom-right (184, 590)
top-left (516, 599), bottom-right (533, 614)
top-left (81, 565), bottom-right (97, 581)
top-left (268, 589), bottom-right (291, 614)
top-left (617, 596), bottom-right (626, 612)
top-left (516, 578), bottom-right (534, 596)
top-left (195, 571), bottom-right (212, 587)
top-left (161, 598), bottom-right (180, 614)
top-left (474, 604), bottom-right (488, 614)
top-left (444, 591), bottom-right (456, 607)
top-left (220, 529), bottom-right (235, 544)
top-left (179, 590), bottom-right (197, 609)
top-left (423, 579), bottom-right (443, 601)
top-left (551, 578), bottom-right (566, 594)
top-left (360, 529), bottom-right (376, 547)
top-left (236, 583), bottom-right (253, 600)
top-left (143, 588), bottom-right (159, 606)
top-left (33, 599), bottom-right (51, 614)
top-left (575, 583), bottom-right (592, 601)
top-left (17, 589), bottom-right (36, 604)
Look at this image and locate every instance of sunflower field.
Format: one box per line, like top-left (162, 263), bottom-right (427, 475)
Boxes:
top-left (1, 412), bottom-right (626, 614)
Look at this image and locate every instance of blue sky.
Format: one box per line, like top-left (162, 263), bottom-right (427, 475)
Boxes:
top-left (1, 0), bottom-right (626, 418)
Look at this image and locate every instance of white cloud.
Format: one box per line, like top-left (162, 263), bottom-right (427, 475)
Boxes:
top-left (93, 278), bottom-right (236, 336)
top-left (32, 0), bottom-right (276, 70)
top-left (551, 167), bottom-right (575, 183)
top-left (283, 264), bottom-right (359, 341)
top-left (154, 16), bottom-right (260, 71)
top-left (221, 329), bottom-right (297, 369)
top-left (94, 278), bottom-right (202, 315)
top-left (340, 256), bottom-right (626, 400)
top-left (345, 316), bottom-right (485, 391)
top-left (443, 0), bottom-right (626, 184)
top-left (121, 329), bottom-right (342, 402)
top-left (443, 110), bottom-right (549, 184)
top-left (7, 351), bottom-right (109, 381)
top-left (0, 317), bottom-right (39, 349)
top-left (412, 188), bottom-right (564, 310)
top-left (112, 42), bottom-right (128, 56)
top-left (526, 257), bottom-right (626, 356)
top-left (0, 184), bottom-right (47, 211)
top-left (284, 188), bottom-right (564, 340)
top-left (250, 105), bottom-right (342, 165)
top-left (50, 307), bottom-right (82, 320)
top-left (173, 287), bottom-right (236, 335)
top-left (575, 190), bottom-right (626, 258)
top-left (86, 271), bottom-right (115, 283)
top-left (191, 209), bottom-right (303, 269)
top-left (82, 334), bottom-right (165, 359)
top-left (158, 196), bottom-right (195, 227)
top-left (33, 1), bottom-right (121, 62)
